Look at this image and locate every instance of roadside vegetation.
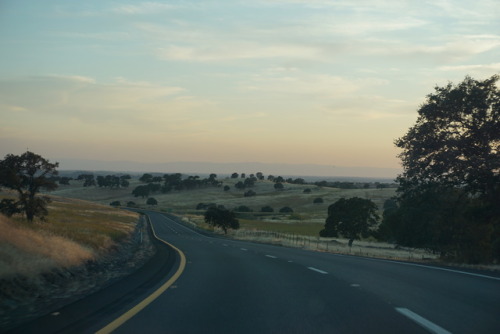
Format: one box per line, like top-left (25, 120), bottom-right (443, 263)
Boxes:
top-left (0, 194), bottom-right (140, 278)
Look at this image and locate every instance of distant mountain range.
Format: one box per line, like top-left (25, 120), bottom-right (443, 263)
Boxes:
top-left (58, 159), bottom-right (401, 182)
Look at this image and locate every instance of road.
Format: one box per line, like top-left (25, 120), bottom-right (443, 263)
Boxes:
top-left (9, 212), bottom-right (500, 333)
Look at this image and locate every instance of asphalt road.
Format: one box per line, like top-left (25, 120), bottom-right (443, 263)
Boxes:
top-left (8, 212), bottom-right (500, 333)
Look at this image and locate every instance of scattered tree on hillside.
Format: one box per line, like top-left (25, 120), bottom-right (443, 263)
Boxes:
top-left (234, 205), bottom-right (252, 212)
top-left (77, 174), bottom-right (96, 187)
top-left (303, 188), bottom-right (312, 194)
top-left (110, 201), bottom-right (121, 207)
top-left (320, 197), bottom-right (379, 247)
top-left (244, 190), bottom-right (256, 197)
top-left (223, 185), bottom-right (230, 191)
top-left (147, 197), bottom-right (158, 206)
top-left (231, 173), bottom-right (239, 179)
top-left (132, 185), bottom-right (150, 198)
top-left (261, 206), bottom-right (274, 212)
top-left (59, 177), bottom-right (71, 185)
top-left (313, 197), bottom-right (324, 204)
top-left (380, 75), bottom-right (500, 263)
top-left (0, 151), bottom-right (59, 222)
top-left (204, 207), bottom-right (239, 234)
top-left (139, 173), bottom-right (153, 183)
top-left (274, 182), bottom-right (284, 191)
top-left (279, 206), bottom-right (293, 213)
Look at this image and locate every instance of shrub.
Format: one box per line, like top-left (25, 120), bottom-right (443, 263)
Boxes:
top-left (110, 201), bottom-right (121, 207)
top-left (313, 197), bottom-right (324, 204)
top-left (244, 190), bottom-right (256, 197)
top-left (261, 206), bottom-right (274, 213)
top-left (235, 205), bottom-right (252, 212)
top-left (279, 206), bottom-right (293, 213)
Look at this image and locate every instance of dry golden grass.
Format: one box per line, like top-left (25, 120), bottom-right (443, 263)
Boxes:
top-left (0, 215), bottom-right (94, 277)
top-left (0, 193), bottom-right (140, 278)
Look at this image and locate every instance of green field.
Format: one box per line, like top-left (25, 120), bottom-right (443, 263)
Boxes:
top-left (49, 176), bottom-right (396, 235)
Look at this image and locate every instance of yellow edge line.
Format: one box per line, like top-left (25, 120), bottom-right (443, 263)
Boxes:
top-left (95, 215), bottom-right (187, 334)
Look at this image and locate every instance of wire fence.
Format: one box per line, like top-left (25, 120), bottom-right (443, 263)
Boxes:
top-left (231, 229), bottom-right (438, 261)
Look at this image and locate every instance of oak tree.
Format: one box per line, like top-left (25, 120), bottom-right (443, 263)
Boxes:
top-left (0, 151), bottom-right (59, 222)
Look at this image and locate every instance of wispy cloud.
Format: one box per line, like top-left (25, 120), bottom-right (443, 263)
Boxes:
top-left (112, 2), bottom-right (176, 15)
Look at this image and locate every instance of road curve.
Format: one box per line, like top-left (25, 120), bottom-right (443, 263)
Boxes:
top-left (8, 211), bottom-right (500, 333)
top-left (109, 212), bottom-right (500, 333)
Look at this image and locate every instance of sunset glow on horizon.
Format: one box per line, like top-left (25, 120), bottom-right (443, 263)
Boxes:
top-left (1, 1), bottom-right (499, 176)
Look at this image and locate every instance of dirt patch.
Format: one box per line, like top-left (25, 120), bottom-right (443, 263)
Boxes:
top-left (0, 216), bottom-right (156, 332)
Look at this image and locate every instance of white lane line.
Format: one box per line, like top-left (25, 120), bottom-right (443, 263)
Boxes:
top-left (240, 248), bottom-right (248, 251)
top-left (308, 267), bottom-right (328, 274)
top-left (396, 308), bottom-right (452, 334)
top-left (265, 255), bottom-right (277, 259)
top-left (357, 256), bottom-right (500, 281)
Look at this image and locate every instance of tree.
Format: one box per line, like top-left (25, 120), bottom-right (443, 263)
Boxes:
top-left (389, 75), bottom-right (500, 263)
top-left (0, 151), bottom-right (59, 222)
top-left (147, 197), bottom-right (158, 206)
top-left (234, 205), bottom-right (252, 212)
top-left (279, 206), bottom-right (293, 213)
top-left (132, 185), bottom-right (150, 198)
top-left (223, 185), bottom-right (230, 191)
top-left (274, 182), bottom-right (284, 191)
top-left (261, 205), bottom-right (274, 212)
top-left (320, 197), bottom-right (379, 247)
top-left (110, 201), bottom-right (121, 207)
top-left (59, 177), bottom-right (71, 185)
top-left (244, 190), bottom-right (256, 197)
top-left (231, 173), bottom-right (239, 179)
top-left (313, 197), bottom-right (324, 204)
top-left (395, 75), bottom-right (499, 203)
top-left (204, 207), bottom-right (239, 234)
top-left (139, 173), bottom-right (153, 183)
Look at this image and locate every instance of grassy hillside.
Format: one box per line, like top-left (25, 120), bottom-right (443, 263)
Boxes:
top-left (50, 177), bottom-right (396, 225)
top-left (0, 194), bottom-right (140, 279)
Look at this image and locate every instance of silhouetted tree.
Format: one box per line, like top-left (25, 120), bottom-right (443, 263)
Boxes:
top-left (0, 151), bottom-right (58, 222)
top-left (387, 75), bottom-right (500, 263)
top-left (274, 182), bottom-right (284, 191)
top-left (204, 207), bottom-right (239, 234)
top-left (261, 206), bottom-right (274, 213)
top-left (320, 197), bottom-right (379, 247)
top-left (279, 206), bottom-right (293, 213)
top-left (147, 197), bottom-right (158, 206)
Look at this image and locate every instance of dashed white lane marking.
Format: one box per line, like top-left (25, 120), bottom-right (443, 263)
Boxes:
top-left (350, 284), bottom-right (360, 287)
top-left (307, 267), bottom-right (328, 274)
top-left (265, 255), bottom-right (277, 259)
top-left (288, 260), bottom-right (293, 263)
top-left (396, 308), bottom-right (452, 334)
top-left (222, 244), bottom-right (228, 247)
top-left (240, 248), bottom-right (248, 251)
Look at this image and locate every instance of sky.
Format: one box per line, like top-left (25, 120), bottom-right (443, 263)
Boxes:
top-left (1, 0), bottom-right (499, 177)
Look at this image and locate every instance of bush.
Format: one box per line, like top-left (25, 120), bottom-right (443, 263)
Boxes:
top-left (146, 197), bottom-right (158, 206)
top-left (110, 201), bottom-right (121, 207)
top-left (303, 188), bottom-right (312, 193)
top-left (274, 183), bottom-right (284, 191)
top-left (279, 206), bottom-right (293, 213)
top-left (313, 197), bottom-right (324, 204)
top-left (244, 190), bottom-right (256, 197)
top-left (223, 185), bottom-right (230, 191)
top-left (261, 206), bottom-right (274, 213)
top-left (235, 205), bottom-right (252, 212)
